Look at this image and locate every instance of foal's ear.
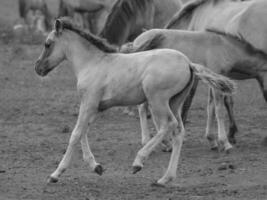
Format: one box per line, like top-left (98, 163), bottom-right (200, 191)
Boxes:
top-left (54, 19), bottom-right (63, 35)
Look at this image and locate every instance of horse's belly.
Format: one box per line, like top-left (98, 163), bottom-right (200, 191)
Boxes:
top-left (99, 85), bottom-right (146, 111)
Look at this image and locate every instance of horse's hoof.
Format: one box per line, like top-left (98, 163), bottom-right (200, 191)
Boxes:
top-left (150, 181), bottom-right (166, 187)
top-left (132, 165), bottom-right (142, 174)
top-left (94, 164), bottom-right (104, 176)
top-left (210, 146), bottom-right (219, 151)
top-left (228, 137), bottom-right (236, 145)
top-left (47, 176), bottom-right (58, 183)
top-left (225, 147), bottom-right (233, 154)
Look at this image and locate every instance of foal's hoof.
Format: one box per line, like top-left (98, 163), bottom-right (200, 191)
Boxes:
top-left (210, 146), bottom-right (219, 151)
top-left (47, 176), bottom-right (58, 183)
top-left (132, 165), bottom-right (142, 174)
top-left (150, 181), bottom-right (166, 187)
top-left (228, 137), bottom-right (236, 145)
top-left (224, 147), bottom-right (233, 154)
top-left (94, 164), bottom-right (104, 176)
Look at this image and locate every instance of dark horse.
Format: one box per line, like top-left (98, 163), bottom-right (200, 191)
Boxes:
top-left (100, 0), bottom-right (182, 46)
top-left (18, 0), bottom-right (52, 32)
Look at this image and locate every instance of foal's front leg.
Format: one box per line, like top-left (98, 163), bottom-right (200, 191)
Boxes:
top-left (48, 97), bottom-right (99, 183)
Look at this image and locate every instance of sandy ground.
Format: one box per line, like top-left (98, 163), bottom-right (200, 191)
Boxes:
top-left (0, 0), bottom-right (267, 200)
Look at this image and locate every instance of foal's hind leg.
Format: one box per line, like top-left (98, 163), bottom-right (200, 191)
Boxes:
top-left (132, 99), bottom-right (177, 175)
top-left (155, 92), bottom-right (188, 185)
top-left (224, 96), bottom-right (238, 144)
top-left (205, 88), bottom-right (219, 150)
top-left (213, 89), bottom-right (233, 152)
top-left (138, 103), bottom-right (173, 152)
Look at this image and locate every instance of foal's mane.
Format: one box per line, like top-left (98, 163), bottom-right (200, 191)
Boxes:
top-left (100, 0), bottom-right (153, 37)
top-left (165, 0), bottom-right (228, 29)
top-left (207, 28), bottom-right (267, 60)
top-left (59, 18), bottom-right (118, 53)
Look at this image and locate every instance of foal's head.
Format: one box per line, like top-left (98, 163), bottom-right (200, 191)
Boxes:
top-left (35, 18), bottom-right (118, 77)
top-left (35, 19), bottom-right (67, 76)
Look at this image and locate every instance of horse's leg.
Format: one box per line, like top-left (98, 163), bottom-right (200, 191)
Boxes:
top-left (81, 132), bottom-right (103, 175)
top-left (181, 78), bottom-right (198, 122)
top-left (138, 103), bottom-right (151, 146)
top-left (257, 74), bottom-right (267, 102)
top-left (138, 102), bottom-right (172, 152)
top-left (156, 109), bottom-right (184, 185)
top-left (224, 96), bottom-right (238, 144)
top-left (213, 89), bottom-right (233, 152)
top-left (205, 88), bottom-right (218, 150)
top-left (155, 90), bottom-right (189, 185)
top-left (48, 99), bottom-right (98, 183)
top-left (132, 99), bottom-right (176, 175)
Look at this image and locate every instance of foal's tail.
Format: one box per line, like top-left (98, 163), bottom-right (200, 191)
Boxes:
top-left (189, 63), bottom-right (236, 94)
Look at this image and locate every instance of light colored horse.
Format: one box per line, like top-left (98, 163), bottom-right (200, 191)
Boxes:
top-left (100, 0), bottom-right (182, 46)
top-left (122, 29), bottom-right (267, 149)
top-left (165, 0), bottom-right (267, 143)
top-left (35, 18), bottom-right (235, 186)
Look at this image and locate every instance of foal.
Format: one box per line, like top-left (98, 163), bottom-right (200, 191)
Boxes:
top-left (35, 18), bottom-right (235, 185)
top-left (122, 29), bottom-right (267, 150)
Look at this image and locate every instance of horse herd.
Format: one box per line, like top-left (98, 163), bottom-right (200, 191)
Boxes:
top-left (31, 0), bottom-right (267, 186)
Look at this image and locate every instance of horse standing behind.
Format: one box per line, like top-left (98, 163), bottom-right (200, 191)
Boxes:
top-left (58, 0), bottom-right (115, 34)
top-left (18, 0), bottom-right (52, 34)
top-left (165, 0), bottom-right (267, 143)
top-left (100, 0), bottom-right (182, 46)
top-left (35, 18), bottom-right (235, 186)
top-left (122, 29), bottom-right (267, 149)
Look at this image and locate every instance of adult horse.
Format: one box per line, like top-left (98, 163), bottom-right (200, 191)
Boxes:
top-left (122, 28), bottom-right (267, 150)
top-left (165, 0), bottom-right (267, 143)
top-left (18, 0), bottom-right (52, 32)
top-left (34, 18), bottom-right (234, 185)
top-left (100, 0), bottom-right (182, 46)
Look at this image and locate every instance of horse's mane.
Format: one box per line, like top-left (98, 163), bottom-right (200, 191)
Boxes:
top-left (100, 0), bottom-right (153, 39)
top-left (165, 0), bottom-right (226, 29)
top-left (207, 28), bottom-right (267, 60)
top-left (59, 18), bottom-right (118, 53)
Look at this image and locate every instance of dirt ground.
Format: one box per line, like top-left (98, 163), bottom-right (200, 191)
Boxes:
top-left (0, 0), bottom-right (267, 200)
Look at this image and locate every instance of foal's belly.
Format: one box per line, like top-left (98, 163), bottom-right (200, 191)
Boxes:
top-left (98, 85), bottom-right (146, 111)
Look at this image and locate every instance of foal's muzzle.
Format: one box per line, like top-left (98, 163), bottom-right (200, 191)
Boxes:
top-left (35, 59), bottom-right (52, 77)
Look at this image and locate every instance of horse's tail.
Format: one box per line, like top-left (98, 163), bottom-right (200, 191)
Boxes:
top-left (18, 0), bottom-right (26, 18)
top-left (189, 63), bottom-right (236, 94)
top-left (129, 33), bottom-right (165, 53)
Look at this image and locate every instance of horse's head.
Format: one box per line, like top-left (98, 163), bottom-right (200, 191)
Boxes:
top-left (35, 19), bottom-right (66, 76)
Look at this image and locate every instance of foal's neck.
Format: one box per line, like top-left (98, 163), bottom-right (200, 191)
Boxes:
top-left (63, 32), bottom-right (107, 78)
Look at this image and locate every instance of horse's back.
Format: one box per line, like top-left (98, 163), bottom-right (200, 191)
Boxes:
top-left (231, 0), bottom-right (267, 54)
top-left (204, 0), bottom-right (267, 54)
